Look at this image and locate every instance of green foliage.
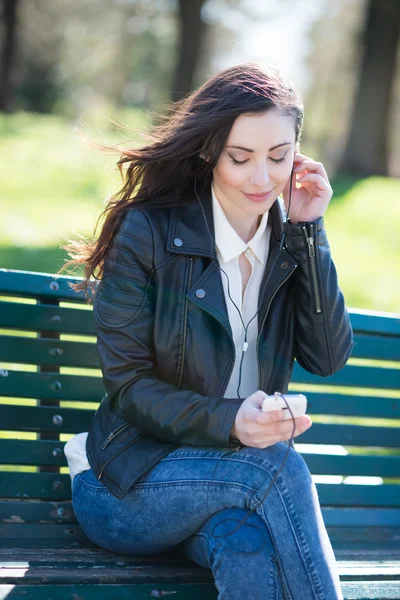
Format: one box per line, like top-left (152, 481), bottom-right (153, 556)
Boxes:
top-left (1, 112), bottom-right (399, 313)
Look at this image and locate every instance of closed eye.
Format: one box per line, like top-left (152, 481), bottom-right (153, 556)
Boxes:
top-left (229, 153), bottom-right (288, 166)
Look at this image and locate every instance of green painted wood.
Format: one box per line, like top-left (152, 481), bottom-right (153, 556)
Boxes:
top-left (292, 362), bottom-right (400, 391)
top-left (0, 269), bottom-right (90, 303)
top-left (316, 484), bottom-right (400, 508)
top-left (348, 309), bottom-right (400, 337)
top-left (299, 423), bottom-right (400, 448)
top-left (0, 440), bottom-right (67, 466)
top-left (0, 524), bottom-right (88, 543)
top-left (0, 501), bottom-right (76, 524)
top-left (0, 584), bottom-right (218, 600)
top-left (0, 302), bottom-right (95, 336)
top-left (1, 472), bottom-right (399, 506)
top-left (290, 391), bottom-right (400, 420)
top-left (1, 372), bottom-right (399, 419)
top-left (2, 501), bottom-right (399, 528)
top-left (0, 370), bottom-right (104, 402)
top-left (322, 508), bottom-right (400, 527)
top-left (2, 437), bottom-right (399, 479)
top-left (303, 454), bottom-right (400, 478)
top-left (0, 473), bottom-right (71, 500)
top-left (351, 334), bottom-right (400, 361)
top-left (0, 405), bottom-right (94, 434)
top-left (0, 336), bottom-right (99, 369)
top-left (0, 582), bottom-right (400, 600)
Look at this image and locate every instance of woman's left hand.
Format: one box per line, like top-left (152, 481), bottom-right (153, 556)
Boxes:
top-left (282, 153), bottom-right (333, 224)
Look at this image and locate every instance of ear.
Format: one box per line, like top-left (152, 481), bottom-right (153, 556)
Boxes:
top-left (200, 153), bottom-right (210, 162)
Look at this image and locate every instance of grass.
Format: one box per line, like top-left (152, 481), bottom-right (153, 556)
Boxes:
top-left (1, 111), bottom-right (399, 313)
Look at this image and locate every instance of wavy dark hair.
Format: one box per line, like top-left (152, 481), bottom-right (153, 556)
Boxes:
top-left (61, 62), bottom-right (304, 297)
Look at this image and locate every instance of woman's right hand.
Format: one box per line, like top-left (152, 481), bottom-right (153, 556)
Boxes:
top-left (231, 390), bottom-right (312, 448)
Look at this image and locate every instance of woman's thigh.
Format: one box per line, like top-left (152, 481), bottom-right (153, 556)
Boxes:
top-left (72, 442), bottom-right (309, 555)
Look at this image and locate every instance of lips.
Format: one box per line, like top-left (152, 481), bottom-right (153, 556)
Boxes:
top-left (243, 189), bottom-right (273, 202)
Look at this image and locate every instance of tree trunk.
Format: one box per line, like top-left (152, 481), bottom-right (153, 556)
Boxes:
top-left (0, 0), bottom-right (19, 112)
top-left (338, 0), bottom-right (400, 176)
top-left (171, 0), bottom-right (207, 102)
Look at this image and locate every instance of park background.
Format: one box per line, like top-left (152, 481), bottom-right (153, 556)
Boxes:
top-left (1, 0), bottom-right (399, 314)
top-left (0, 0), bottom-right (399, 485)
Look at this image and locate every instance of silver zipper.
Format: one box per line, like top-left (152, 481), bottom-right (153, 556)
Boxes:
top-left (257, 268), bottom-right (296, 390)
top-left (302, 224), bottom-right (322, 314)
top-left (177, 257), bottom-right (193, 389)
top-left (99, 433), bottom-right (146, 479)
top-left (100, 423), bottom-right (130, 450)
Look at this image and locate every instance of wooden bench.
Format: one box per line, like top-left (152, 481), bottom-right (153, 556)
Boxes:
top-left (0, 267), bottom-right (399, 599)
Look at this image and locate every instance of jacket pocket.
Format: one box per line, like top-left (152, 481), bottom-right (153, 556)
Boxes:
top-left (98, 432), bottom-right (146, 479)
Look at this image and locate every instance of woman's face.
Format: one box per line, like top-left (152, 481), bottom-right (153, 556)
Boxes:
top-left (212, 109), bottom-right (296, 218)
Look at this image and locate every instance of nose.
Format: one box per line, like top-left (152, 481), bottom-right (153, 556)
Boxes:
top-left (249, 161), bottom-right (271, 189)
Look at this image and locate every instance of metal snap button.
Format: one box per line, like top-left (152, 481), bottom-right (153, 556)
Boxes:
top-left (280, 261), bottom-right (289, 270)
top-left (196, 288), bottom-right (206, 299)
top-left (173, 237), bottom-right (183, 247)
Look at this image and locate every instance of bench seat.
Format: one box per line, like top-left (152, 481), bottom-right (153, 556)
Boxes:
top-left (0, 268), bottom-right (399, 599)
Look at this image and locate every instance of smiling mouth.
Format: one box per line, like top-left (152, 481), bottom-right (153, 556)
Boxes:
top-left (244, 191), bottom-right (272, 196)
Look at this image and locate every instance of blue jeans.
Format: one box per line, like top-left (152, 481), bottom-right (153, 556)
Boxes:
top-left (72, 442), bottom-right (343, 600)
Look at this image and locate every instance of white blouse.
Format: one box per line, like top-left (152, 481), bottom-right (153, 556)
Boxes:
top-left (64, 181), bottom-right (271, 481)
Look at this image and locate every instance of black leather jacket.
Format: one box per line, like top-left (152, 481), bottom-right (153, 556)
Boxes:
top-left (86, 186), bottom-right (353, 499)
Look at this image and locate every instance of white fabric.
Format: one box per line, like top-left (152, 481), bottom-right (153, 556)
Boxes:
top-left (64, 181), bottom-right (271, 481)
top-left (211, 181), bottom-right (271, 399)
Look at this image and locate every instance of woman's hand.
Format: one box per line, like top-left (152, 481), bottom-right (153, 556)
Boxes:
top-left (281, 152), bottom-right (333, 225)
top-left (231, 390), bottom-right (312, 448)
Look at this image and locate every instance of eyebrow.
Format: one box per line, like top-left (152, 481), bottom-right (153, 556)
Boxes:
top-left (226, 142), bottom-right (292, 152)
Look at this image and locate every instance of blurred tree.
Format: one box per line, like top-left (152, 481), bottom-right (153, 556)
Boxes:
top-left (338, 0), bottom-right (400, 175)
top-left (0, 0), bottom-right (20, 112)
top-left (171, 0), bottom-right (207, 101)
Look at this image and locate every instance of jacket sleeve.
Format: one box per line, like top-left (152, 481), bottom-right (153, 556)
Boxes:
top-left (93, 209), bottom-right (242, 448)
top-left (284, 216), bottom-right (354, 376)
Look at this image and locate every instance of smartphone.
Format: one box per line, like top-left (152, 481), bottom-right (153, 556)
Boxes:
top-left (262, 392), bottom-right (307, 421)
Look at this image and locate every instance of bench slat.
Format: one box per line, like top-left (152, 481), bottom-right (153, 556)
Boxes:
top-left (351, 334), bottom-right (400, 361)
top-left (0, 405), bottom-right (94, 434)
top-left (0, 336), bottom-right (99, 369)
top-left (0, 440), bottom-right (67, 466)
top-left (0, 371), bottom-right (103, 402)
top-left (1, 438), bottom-right (399, 478)
top-left (0, 582), bottom-right (398, 600)
top-left (293, 362), bottom-right (400, 391)
top-left (348, 309), bottom-right (400, 337)
top-left (1, 472), bottom-right (398, 506)
top-left (1, 355), bottom-right (399, 391)
top-left (0, 269), bottom-right (89, 303)
top-left (2, 500), bottom-right (399, 527)
top-left (292, 391), bottom-right (400, 419)
top-left (1, 302), bottom-right (398, 362)
top-left (1, 371), bottom-right (399, 419)
top-left (0, 301), bottom-right (95, 336)
top-left (0, 500), bottom-right (76, 524)
top-left (0, 405), bottom-right (399, 446)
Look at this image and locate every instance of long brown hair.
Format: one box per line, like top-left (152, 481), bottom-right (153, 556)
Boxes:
top-left (61, 62), bottom-right (304, 297)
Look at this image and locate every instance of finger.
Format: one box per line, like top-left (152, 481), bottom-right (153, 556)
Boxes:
top-left (295, 160), bottom-right (329, 182)
top-left (256, 415), bottom-right (312, 441)
top-left (256, 409), bottom-right (286, 424)
top-left (296, 173), bottom-right (331, 191)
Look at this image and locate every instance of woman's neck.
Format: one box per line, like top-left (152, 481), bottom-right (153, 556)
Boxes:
top-left (214, 186), bottom-right (261, 243)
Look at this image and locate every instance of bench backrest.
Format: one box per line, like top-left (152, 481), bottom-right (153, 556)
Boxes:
top-left (1, 268), bottom-right (399, 539)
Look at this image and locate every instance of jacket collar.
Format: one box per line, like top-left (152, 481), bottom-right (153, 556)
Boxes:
top-left (166, 180), bottom-right (286, 258)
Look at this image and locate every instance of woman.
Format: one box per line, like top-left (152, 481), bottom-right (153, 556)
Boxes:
top-left (64, 62), bottom-right (353, 599)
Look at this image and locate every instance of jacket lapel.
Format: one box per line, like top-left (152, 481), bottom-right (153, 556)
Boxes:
top-left (166, 184), bottom-right (297, 339)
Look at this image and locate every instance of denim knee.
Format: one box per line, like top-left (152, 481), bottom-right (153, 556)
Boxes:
top-left (205, 507), bottom-right (273, 556)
